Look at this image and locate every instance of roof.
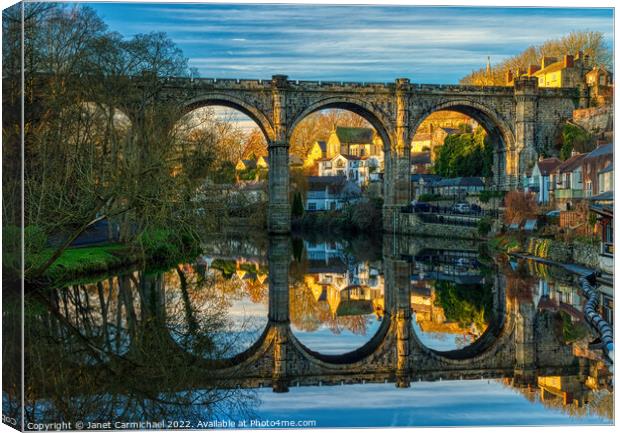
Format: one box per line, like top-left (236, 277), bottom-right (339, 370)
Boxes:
top-left (533, 60), bottom-right (566, 76)
top-left (341, 154), bottom-right (364, 161)
top-left (306, 175), bottom-right (361, 196)
top-left (599, 163), bottom-right (614, 174)
top-left (434, 177), bottom-right (485, 187)
top-left (440, 127), bottom-right (462, 135)
top-left (585, 143), bottom-right (613, 159)
top-left (315, 140), bottom-right (327, 153)
top-left (238, 159), bottom-right (257, 169)
top-left (336, 299), bottom-right (374, 317)
top-left (411, 174), bottom-right (441, 183)
top-left (334, 126), bottom-right (374, 144)
top-left (307, 258), bottom-right (347, 274)
top-left (586, 66), bottom-right (612, 78)
top-left (589, 191), bottom-right (614, 202)
top-left (412, 132), bottom-right (432, 142)
top-left (557, 153), bottom-right (587, 173)
top-left (411, 152), bottom-right (431, 165)
top-left (537, 157), bottom-right (562, 176)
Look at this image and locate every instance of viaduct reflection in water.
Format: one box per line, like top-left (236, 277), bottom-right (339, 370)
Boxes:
top-left (6, 235), bottom-right (613, 425)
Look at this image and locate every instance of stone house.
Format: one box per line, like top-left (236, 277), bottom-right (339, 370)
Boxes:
top-left (524, 157), bottom-right (562, 204)
top-left (582, 143), bottom-right (613, 198)
top-left (411, 132), bottom-right (432, 153)
top-left (326, 126), bottom-right (383, 159)
top-left (304, 176), bottom-right (362, 211)
top-left (526, 53), bottom-right (589, 88)
top-left (550, 153), bottom-right (588, 209)
top-left (585, 66), bottom-right (613, 106)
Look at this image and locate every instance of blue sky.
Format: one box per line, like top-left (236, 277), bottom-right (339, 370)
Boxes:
top-left (88, 2), bottom-right (614, 83)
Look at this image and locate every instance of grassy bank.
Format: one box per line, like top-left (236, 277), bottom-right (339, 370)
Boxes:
top-left (14, 228), bottom-right (202, 288)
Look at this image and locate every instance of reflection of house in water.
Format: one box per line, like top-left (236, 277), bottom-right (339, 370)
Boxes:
top-left (303, 247), bottom-right (385, 319)
top-left (500, 357), bottom-right (612, 413)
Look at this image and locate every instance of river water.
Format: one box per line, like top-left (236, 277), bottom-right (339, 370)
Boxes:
top-left (3, 234), bottom-right (613, 428)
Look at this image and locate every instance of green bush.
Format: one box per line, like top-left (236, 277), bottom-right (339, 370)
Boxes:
top-left (417, 193), bottom-right (442, 202)
top-left (477, 217), bottom-right (493, 236)
top-left (560, 123), bottom-right (594, 160)
top-left (479, 190), bottom-right (505, 203)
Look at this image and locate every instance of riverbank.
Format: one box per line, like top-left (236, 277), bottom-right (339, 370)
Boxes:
top-left (488, 233), bottom-right (604, 274)
top-left (15, 229), bottom-right (202, 289)
top-left (293, 199), bottom-right (383, 235)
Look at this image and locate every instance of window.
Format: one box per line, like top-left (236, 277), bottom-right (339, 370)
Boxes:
top-left (308, 202), bottom-right (316, 211)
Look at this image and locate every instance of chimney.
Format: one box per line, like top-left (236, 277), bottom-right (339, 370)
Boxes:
top-left (541, 56), bottom-right (558, 69)
top-left (505, 70), bottom-right (514, 83)
top-left (517, 67), bottom-right (526, 77)
top-left (527, 65), bottom-right (541, 75)
top-left (563, 54), bottom-right (574, 68)
top-left (584, 54), bottom-right (590, 68)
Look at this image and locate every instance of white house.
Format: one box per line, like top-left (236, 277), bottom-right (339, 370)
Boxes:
top-left (304, 176), bottom-right (362, 211)
top-left (525, 157), bottom-right (562, 203)
top-left (317, 154), bottom-right (370, 186)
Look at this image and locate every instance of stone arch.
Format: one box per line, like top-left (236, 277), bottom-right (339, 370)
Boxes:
top-left (409, 287), bottom-right (515, 367)
top-left (289, 312), bottom-right (393, 365)
top-left (410, 98), bottom-right (517, 186)
top-left (287, 97), bottom-right (393, 152)
top-left (410, 98), bottom-right (515, 148)
top-left (181, 93), bottom-right (276, 142)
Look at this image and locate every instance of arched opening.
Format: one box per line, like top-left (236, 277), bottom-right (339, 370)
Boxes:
top-left (410, 102), bottom-right (515, 200)
top-left (289, 238), bottom-right (386, 355)
top-left (288, 102), bottom-right (391, 216)
top-left (409, 263), bottom-right (509, 358)
top-left (175, 102), bottom-right (272, 226)
top-left (174, 255), bottom-right (270, 360)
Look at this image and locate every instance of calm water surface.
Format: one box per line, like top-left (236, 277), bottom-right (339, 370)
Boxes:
top-left (3, 234), bottom-right (613, 428)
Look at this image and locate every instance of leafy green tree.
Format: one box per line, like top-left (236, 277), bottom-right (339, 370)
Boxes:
top-left (433, 127), bottom-right (493, 178)
top-left (560, 123), bottom-right (594, 160)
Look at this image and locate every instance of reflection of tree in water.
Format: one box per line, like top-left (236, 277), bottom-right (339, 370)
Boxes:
top-left (20, 267), bottom-right (259, 426)
top-left (503, 260), bottom-right (537, 302)
top-left (433, 280), bottom-right (492, 338)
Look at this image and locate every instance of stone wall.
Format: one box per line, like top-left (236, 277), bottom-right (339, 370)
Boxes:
top-left (572, 106), bottom-right (613, 136)
top-left (394, 212), bottom-right (480, 239)
top-left (528, 237), bottom-right (599, 271)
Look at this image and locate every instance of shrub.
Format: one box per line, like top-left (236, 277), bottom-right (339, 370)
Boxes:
top-left (417, 193), bottom-right (442, 202)
top-left (479, 190), bottom-right (505, 203)
top-left (503, 191), bottom-right (538, 224)
top-left (477, 217), bottom-right (493, 237)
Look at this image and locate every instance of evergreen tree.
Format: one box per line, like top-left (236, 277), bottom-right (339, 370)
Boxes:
top-left (292, 192), bottom-right (304, 217)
